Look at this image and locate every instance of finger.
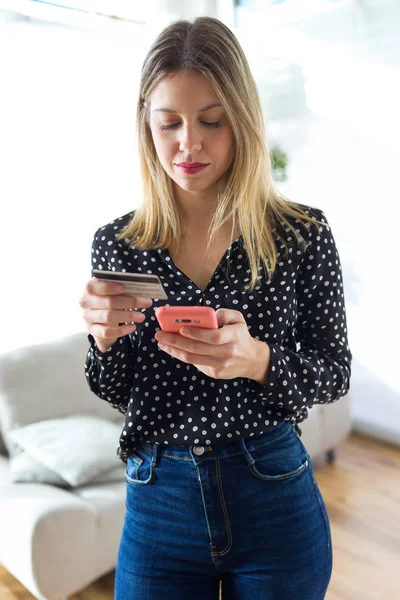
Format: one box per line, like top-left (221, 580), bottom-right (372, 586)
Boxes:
top-left (160, 333), bottom-right (232, 358)
top-left (88, 278), bottom-right (124, 295)
top-left (86, 282), bottom-right (152, 311)
top-left (215, 308), bottom-right (246, 328)
top-left (89, 322), bottom-right (137, 339)
top-left (91, 308), bottom-right (146, 326)
top-left (179, 323), bottom-right (231, 345)
top-left (158, 344), bottom-right (221, 368)
top-left (89, 278), bottom-right (152, 306)
top-left (84, 296), bottom-right (151, 313)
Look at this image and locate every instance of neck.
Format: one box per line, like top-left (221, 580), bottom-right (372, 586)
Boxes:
top-left (173, 182), bottom-right (221, 229)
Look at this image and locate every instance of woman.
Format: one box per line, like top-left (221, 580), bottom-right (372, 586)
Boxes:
top-left (82, 16), bottom-right (352, 600)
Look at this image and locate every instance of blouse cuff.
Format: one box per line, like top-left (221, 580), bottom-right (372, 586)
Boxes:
top-left (249, 342), bottom-right (285, 402)
top-left (87, 333), bottom-right (118, 361)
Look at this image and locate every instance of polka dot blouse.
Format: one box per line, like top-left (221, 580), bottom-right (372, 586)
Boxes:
top-left (85, 204), bottom-right (352, 463)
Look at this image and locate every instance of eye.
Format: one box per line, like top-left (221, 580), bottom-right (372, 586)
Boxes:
top-left (159, 121), bottom-right (222, 131)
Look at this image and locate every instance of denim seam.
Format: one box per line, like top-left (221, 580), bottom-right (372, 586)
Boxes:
top-left (191, 459), bottom-right (223, 573)
top-left (311, 475), bottom-right (332, 552)
top-left (211, 459), bottom-right (233, 557)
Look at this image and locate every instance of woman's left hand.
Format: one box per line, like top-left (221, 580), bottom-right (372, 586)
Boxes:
top-left (154, 308), bottom-right (269, 381)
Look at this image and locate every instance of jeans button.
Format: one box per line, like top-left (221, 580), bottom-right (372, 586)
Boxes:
top-left (193, 446), bottom-right (205, 456)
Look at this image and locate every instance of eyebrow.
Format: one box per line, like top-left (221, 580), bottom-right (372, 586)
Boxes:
top-left (152, 102), bottom-right (223, 114)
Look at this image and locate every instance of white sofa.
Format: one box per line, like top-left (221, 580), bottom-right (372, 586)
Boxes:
top-left (0, 331), bottom-right (352, 600)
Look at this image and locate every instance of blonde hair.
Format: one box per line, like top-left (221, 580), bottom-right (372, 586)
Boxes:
top-left (116, 16), bottom-right (328, 292)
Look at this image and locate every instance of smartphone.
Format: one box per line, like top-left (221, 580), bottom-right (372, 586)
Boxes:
top-left (155, 306), bottom-right (218, 333)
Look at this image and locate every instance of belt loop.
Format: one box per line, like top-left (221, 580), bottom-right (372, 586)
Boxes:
top-left (240, 437), bottom-right (252, 463)
top-left (295, 424), bottom-right (302, 438)
top-left (152, 442), bottom-right (160, 467)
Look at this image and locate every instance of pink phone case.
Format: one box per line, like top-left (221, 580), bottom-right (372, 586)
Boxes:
top-left (155, 306), bottom-right (218, 333)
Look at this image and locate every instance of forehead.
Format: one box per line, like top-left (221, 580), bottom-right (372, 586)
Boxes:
top-left (150, 71), bottom-right (219, 108)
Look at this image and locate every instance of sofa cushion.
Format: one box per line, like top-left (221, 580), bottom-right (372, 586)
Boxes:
top-left (7, 414), bottom-right (124, 487)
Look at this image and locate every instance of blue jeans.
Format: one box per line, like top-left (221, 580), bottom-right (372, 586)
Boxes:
top-left (114, 420), bottom-right (332, 599)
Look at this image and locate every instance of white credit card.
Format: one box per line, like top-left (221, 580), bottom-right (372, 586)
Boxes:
top-left (92, 269), bottom-right (168, 300)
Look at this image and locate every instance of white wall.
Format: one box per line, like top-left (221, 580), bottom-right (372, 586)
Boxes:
top-left (153, 0), bottom-right (217, 19)
top-left (234, 0), bottom-right (400, 443)
top-left (0, 13), bottom-right (151, 353)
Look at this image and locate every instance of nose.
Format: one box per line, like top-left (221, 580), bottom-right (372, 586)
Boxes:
top-left (178, 123), bottom-right (202, 154)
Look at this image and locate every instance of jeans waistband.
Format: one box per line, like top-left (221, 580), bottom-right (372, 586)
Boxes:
top-left (138, 419), bottom-right (297, 461)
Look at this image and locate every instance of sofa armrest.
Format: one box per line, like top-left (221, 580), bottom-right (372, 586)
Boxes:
top-left (298, 394), bottom-right (352, 468)
top-left (0, 483), bottom-right (97, 600)
top-left (320, 392), bottom-right (352, 450)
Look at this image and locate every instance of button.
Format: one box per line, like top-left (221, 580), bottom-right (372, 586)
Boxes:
top-left (193, 446), bottom-right (205, 456)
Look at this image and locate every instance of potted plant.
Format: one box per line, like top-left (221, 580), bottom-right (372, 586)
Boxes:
top-left (270, 144), bottom-right (288, 182)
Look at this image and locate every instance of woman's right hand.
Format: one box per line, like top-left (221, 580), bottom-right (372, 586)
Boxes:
top-left (79, 277), bottom-right (153, 353)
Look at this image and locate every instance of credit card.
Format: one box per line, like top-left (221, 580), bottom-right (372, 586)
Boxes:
top-left (92, 269), bottom-right (168, 300)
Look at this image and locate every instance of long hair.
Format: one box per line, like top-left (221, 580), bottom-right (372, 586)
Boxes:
top-left (116, 16), bottom-right (328, 291)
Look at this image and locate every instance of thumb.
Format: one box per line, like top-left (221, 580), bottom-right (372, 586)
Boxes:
top-left (215, 308), bottom-right (245, 328)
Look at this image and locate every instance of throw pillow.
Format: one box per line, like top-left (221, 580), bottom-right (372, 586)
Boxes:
top-left (7, 414), bottom-right (124, 487)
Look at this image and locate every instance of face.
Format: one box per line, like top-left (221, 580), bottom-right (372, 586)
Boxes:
top-left (148, 70), bottom-right (234, 202)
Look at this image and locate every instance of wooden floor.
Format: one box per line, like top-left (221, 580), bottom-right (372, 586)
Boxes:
top-left (1, 430), bottom-right (399, 600)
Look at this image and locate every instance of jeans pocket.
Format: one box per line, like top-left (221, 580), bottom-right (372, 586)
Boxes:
top-left (125, 445), bottom-right (156, 486)
top-left (242, 424), bottom-right (309, 482)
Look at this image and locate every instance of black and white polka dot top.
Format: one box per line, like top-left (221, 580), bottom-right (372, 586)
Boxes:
top-left (85, 203), bottom-right (352, 463)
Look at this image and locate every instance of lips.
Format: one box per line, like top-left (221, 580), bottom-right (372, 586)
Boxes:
top-left (176, 163), bottom-right (208, 168)
top-left (176, 163), bottom-right (209, 174)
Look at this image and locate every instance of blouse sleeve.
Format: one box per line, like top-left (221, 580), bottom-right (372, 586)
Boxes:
top-left (251, 208), bottom-right (353, 422)
top-left (84, 230), bottom-right (137, 416)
